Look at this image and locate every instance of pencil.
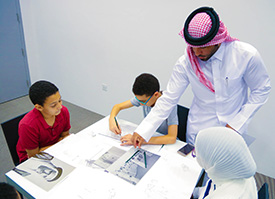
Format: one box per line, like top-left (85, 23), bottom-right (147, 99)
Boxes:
top-left (114, 117), bottom-right (121, 136)
top-left (158, 144), bottom-right (164, 152)
top-left (114, 117), bottom-right (119, 129)
top-left (125, 150), bottom-right (140, 163)
top-left (144, 151), bottom-right (147, 168)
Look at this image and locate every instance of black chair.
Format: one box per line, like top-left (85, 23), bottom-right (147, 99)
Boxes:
top-left (1, 113), bottom-right (27, 166)
top-left (258, 183), bottom-right (269, 199)
top-left (177, 104), bottom-right (189, 142)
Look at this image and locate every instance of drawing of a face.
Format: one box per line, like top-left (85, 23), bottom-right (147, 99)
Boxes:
top-left (35, 164), bottom-right (62, 182)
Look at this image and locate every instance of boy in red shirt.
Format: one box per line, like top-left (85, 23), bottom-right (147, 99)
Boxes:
top-left (16, 80), bottom-right (71, 162)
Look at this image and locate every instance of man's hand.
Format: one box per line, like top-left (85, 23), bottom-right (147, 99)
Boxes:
top-left (131, 132), bottom-right (145, 148)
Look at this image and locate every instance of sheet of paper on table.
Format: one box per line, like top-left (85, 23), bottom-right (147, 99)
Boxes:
top-left (94, 146), bottom-right (160, 185)
top-left (41, 147), bottom-right (201, 199)
top-left (40, 166), bottom-right (129, 199)
top-left (45, 117), bottom-right (163, 170)
top-left (94, 116), bottom-right (164, 153)
top-left (13, 152), bottom-right (75, 192)
top-left (46, 132), bottom-right (118, 168)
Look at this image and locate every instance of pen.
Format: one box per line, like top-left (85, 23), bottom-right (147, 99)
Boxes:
top-left (125, 150), bottom-right (140, 163)
top-left (114, 117), bottom-right (121, 135)
top-left (144, 151), bottom-right (147, 168)
top-left (114, 117), bottom-right (119, 128)
top-left (158, 144), bottom-right (164, 152)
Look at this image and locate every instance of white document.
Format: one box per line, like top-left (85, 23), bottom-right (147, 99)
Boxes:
top-left (14, 152), bottom-right (75, 192)
top-left (106, 147), bottom-right (160, 185)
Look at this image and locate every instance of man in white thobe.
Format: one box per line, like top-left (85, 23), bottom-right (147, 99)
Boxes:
top-left (131, 6), bottom-right (271, 147)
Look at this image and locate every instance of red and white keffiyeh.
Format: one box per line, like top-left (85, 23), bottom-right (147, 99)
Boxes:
top-left (179, 12), bottom-right (238, 92)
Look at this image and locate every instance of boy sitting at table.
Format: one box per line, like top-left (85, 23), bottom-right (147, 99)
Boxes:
top-left (17, 80), bottom-right (71, 163)
top-left (109, 73), bottom-right (178, 146)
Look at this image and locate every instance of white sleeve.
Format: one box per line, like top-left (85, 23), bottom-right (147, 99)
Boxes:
top-left (135, 58), bottom-right (190, 141)
top-left (228, 51), bottom-right (271, 133)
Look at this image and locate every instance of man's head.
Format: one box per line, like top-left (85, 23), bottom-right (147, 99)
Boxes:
top-left (179, 7), bottom-right (236, 58)
top-left (192, 44), bottom-right (220, 61)
top-left (178, 7), bottom-right (237, 92)
top-left (183, 8), bottom-right (223, 61)
top-left (29, 80), bottom-right (62, 117)
top-left (132, 73), bottom-right (160, 106)
top-left (183, 7), bottom-right (221, 48)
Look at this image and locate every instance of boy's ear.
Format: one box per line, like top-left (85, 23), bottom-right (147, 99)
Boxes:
top-left (154, 91), bottom-right (159, 96)
top-left (34, 104), bottom-right (43, 112)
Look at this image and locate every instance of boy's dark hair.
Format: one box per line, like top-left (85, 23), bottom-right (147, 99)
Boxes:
top-left (0, 182), bottom-right (20, 199)
top-left (132, 73), bottom-right (160, 96)
top-left (29, 80), bottom-right (59, 106)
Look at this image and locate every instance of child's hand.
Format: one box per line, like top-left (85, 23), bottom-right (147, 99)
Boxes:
top-left (109, 119), bottom-right (121, 135)
top-left (120, 134), bottom-right (133, 146)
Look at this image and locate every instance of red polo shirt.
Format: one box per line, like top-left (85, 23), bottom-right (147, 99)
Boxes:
top-left (16, 105), bottom-right (71, 162)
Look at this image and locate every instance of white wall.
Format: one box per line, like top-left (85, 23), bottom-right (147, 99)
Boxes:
top-left (20, 0), bottom-right (275, 178)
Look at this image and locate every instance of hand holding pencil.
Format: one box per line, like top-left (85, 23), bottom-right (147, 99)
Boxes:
top-left (109, 117), bottom-right (121, 135)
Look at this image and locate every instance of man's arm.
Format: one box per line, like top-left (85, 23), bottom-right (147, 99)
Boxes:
top-left (227, 51), bottom-right (271, 133)
top-left (133, 58), bottom-right (190, 146)
top-left (109, 100), bottom-right (133, 134)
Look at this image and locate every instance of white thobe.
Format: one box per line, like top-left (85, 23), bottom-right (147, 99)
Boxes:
top-left (135, 41), bottom-right (271, 144)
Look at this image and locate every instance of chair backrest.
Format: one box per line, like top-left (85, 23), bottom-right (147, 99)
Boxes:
top-left (177, 105), bottom-right (189, 142)
top-left (258, 183), bottom-right (269, 199)
top-left (1, 113), bottom-right (27, 166)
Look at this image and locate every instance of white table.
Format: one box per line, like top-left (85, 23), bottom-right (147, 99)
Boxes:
top-left (6, 116), bottom-right (202, 199)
